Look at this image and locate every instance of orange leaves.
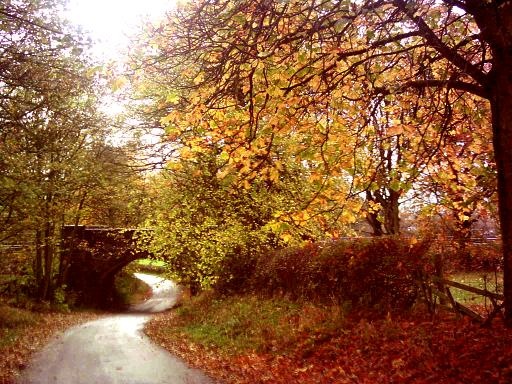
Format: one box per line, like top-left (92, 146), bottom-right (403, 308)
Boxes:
top-left (192, 72), bottom-right (205, 85)
top-left (386, 124), bottom-right (404, 136)
top-left (130, 0), bottom-right (497, 244)
top-left (291, 210), bottom-right (310, 226)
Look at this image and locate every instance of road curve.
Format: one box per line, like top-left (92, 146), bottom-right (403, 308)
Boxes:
top-left (18, 274), bottom-right (214, 384)
top-left (130, 273), bottom-right (181, 313)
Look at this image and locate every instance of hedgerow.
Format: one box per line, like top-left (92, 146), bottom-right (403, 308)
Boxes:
top-left (248, 237), bottom-right (433, 311)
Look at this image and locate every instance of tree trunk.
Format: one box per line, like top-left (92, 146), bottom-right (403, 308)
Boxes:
top-left (469, 0), bottom-right (512, 326)
top-left (40, 221), bottom-right (54, 300)
top-left (490, 60), bottom-right (512, 326)
top-left (365, 189), bottom-right (400, 236)
top-left (452, 213), bottom-right (476, 270)
top-left (365, 191), bottom-right (384, 236)
top-left (34, 230), bottom-right (43, 288)
top-left (74, 191), bottom-right (87, 227)
top-left (383, 188), bottom-right (401, 235)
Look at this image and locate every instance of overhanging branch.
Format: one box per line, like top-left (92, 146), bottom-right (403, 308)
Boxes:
top-left (375, 78), bottom-right (489, 99)
top-left (393, 0), bottom-right (488, 87)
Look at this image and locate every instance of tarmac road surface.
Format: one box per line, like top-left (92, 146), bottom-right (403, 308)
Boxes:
top-left (18, 274), bottom-right (213, 384)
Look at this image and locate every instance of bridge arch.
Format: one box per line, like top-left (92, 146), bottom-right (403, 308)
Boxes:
top-left (61, 225), bottom-right (152, 308)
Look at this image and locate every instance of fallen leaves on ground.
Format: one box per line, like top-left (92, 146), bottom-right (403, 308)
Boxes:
top-left (0, 308), bottom-right (103, 383)
top-left (145, 311), bottom-right (512, 383)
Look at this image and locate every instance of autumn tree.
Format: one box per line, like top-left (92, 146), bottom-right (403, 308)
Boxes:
top-left (417, 94), bottom-right (497, 266)
top-left (70, 142), bottom-right (150, 228)
top-left (357, 91), bottom-right (437, 235)
top-left (131, 0), bottom-right (512, 322)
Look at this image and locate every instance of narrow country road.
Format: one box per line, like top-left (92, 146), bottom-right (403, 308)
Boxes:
top-left (18, 274), bottom-right (213, 384)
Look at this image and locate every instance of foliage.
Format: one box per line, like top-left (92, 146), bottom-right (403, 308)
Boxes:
top-left (0, 305), bottom-right (40, 331)
top-left (141, 147), bottom-right (325, 293)
top-left (415, 226), bottom-right (502, 273)
top-left (0, 307), bottom-right (38, 354)
top-left (129, 0), bottom-right (497, 235)
top-left (74, 144), bottom-right (151, 228)
top-left (132, 259), bottom-right (168, 275)
top-left (0, 0), bottom-right (125, 302)
top-left (1, 0), bottom-right (97, 233)
top-left (128, 0), bottom-right (512, 323)
top-left (251, 237), bottom-right (433, 311)
top-left (0, 0), bottom-right (153, 306)
top-left (0, 248), bottom-right (37, 302)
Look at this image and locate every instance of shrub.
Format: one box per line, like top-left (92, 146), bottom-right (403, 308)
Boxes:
top-left (250, 237), bottom-right (433, 312)
top-left (250, 242), bottom-right (322, 299)
top-left (0, 305), bottom-right (40, 329)
top-left (212, 247), bottom-right (259, 294)
top-left (422, 235), bottom-right (502, 274)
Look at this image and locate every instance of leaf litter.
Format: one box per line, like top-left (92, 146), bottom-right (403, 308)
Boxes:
top-left (145, 309), bottom-right (512, 383)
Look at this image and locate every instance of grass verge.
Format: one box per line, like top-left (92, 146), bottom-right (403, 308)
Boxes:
top-left (0, 305), bottom-right (40, 349)
top-left (136, 259), bottom-right (167, 268)
top-left (145, 293), bottom-right (512, 383)
top-left (167, 293), bottom-right (346, 354)
top-left (114, 272), bottom-right (152, 308)
top-left (132, 259), bottom-right (168, 275)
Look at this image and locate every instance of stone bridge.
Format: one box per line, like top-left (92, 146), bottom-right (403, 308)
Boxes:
top-left (61, 225), bottom-right (152, 308)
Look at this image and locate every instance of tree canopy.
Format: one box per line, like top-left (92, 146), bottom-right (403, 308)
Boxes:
top-left (127, 0), bottom-right (512, 322)
top-left (0, 0), bottom-right (148, 299)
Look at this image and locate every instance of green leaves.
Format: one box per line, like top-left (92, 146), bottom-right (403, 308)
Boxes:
top-left (165, 92), bottom-right (180, 104)
top-left (142, 150), bottom-right (277, 290)
top-left (0, 0), bottom-right (147, 299)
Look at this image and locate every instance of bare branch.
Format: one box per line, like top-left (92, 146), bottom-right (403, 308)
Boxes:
top-left (375, 78), bottom-right (488, 99)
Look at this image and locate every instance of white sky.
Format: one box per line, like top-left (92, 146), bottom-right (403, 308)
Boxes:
top-left (63, 0), bottom-right (180, 154)
top-left (64, 0), bottom-right (178, 59)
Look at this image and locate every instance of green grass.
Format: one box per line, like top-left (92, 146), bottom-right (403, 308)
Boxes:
top-left (448, 272), bottom-right (503, 306)
top-left (131, 259), bottom-right (168, 275)
top-left (136, 259), bottom-right (167, 267)
top-left (0, 305), bottom-right (40, 348)
top-left (166, 294), bottom-right (347, 353)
